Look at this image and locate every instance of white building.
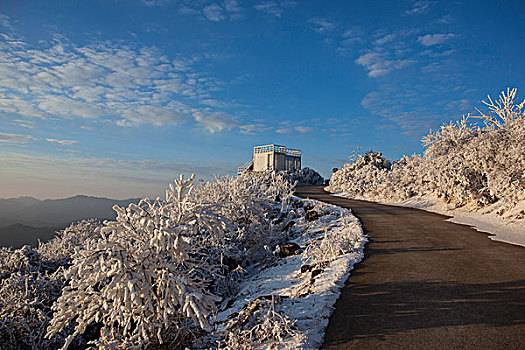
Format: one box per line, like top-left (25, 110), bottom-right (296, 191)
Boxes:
top-left (238, 144), bottom-right (301, 175)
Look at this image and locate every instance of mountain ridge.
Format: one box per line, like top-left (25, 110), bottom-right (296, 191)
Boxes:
top-left (0, 195), bottom-right (140, 247)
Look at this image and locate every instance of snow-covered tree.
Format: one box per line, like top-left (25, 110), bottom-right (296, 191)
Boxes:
top-left (45, 175), bottom-right (225, 349)
top-left (42, 172), bottom-right (296, 349)
top-left (328, 88), bottom-right (525, 218)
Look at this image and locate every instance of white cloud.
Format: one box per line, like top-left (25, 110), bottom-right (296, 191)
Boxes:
top-left (267, 125), bottom-right (314, 134)
top-left (308, 17), bottom-right (337, 34)
top-left (179, 1), bottom-right (244, 21)
top-left (355, 51), bottom-right (413, 77)
top-left (337, 27), bottom-right (364, 54)
top-left (0, 132), bottom-right (33, 143)
top-left (179, 6), bottom-right (199, 15)
top-left (360, 86), bottom-right (457, 133)
top-left (446, 99), bottom-right (471, 112)
top-left (120, 104), bottom-right (191, 126)
top-left (0, 97), bottom-right (47, 118)
top-left (12, 119), bottom-right (34, 129)
top-left (192, 109), bottom-right (239, 133)
top-left (200, 98), bottom-right (230, 108)
top-left (224, 0), bottom-right (244, 19)
top-left (341, 27), bottom-right (362, 44)
top-left (406, 0), bottom-right (434, 15)
top-left (374, 33), bottom-right (398, 45)
top-left (273, 125), bottom-right (314, 134)
top-left (239, 123), bottom-right (269, 135)
top-left (355, 52), bottom-right (381, 66)
top-left (0, 33), bottom-right (238, 133)
top-left (417, 33), bottom-right (456, 46)
top-left (254, 1), bottom-right (283, 17)
top-left (421, 62), bottom-right (442, 73)
top-left (1, 152), bottom-right (236, 176)
top-left (38, 95), bottom-right (107, 119)
top-left (0, 14), bottom-right (14, 31)
top-left (295, 126), bottom-right (314, 133)
top-left (45, 138), bottom-right (79, 145)
top-left (438, 14), bottom-right (453, 24)
top-left (142, 0), bottom-right (173, 6)
top-left (203, 3), bottom-right (225, 22)
top-left (348, 28), bottom-right (420, 76)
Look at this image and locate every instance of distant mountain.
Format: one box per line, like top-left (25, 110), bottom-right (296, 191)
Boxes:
top-left (0, 196), bottom-right (42, 226)
top-left (0, 195), bottom-right (140, 238)
top-left (0, 223), bottom-right (58, 249)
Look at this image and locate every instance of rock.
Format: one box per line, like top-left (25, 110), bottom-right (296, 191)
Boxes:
top-left (281, 220), bottom-right (296, 232)
top-left (301, 264), bottom-right (312, 273)
top-left (276, 242), bottom-right (302, 258)
top-left (272, 210), bottom-right (288, 224)
top-left (222, 255), bottom-right (240, 272)
top-left (311, 269), bottom-right (323, 278)
top-left (292, 200), bottom-right (304, 209)
top-left (306, 210), bottom-right (318, 222)
top-left (304, 203), bottom-right (315, 212)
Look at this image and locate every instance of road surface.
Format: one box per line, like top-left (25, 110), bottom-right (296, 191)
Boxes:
top-left (294, 186), bottom-right (525, 350)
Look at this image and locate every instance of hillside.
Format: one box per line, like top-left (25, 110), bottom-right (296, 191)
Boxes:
top-left (0, 195), bottom-right (140, 228)
top-left (0, 195), bottom-right (140, 248)
top-left (0, 224), bottom-right (58, 249)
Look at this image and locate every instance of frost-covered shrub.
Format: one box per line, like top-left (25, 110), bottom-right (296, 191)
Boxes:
top-left (303, 214), bottom-right (363, 264)
top-left (38, 219), bottom-right (102, 265)
top-left (0, 220), bottom-right (111, 350)
top-left (244, 167), bottom-right (324, 186)
top-left (41, 173), bottom-right (297, 349)
top-left (1, 171), bottom-right (297, 349)
top-left (288, 167), bottom-right (324, 185)
top-left (328, 152), bottom-right (393, 200)
top-left (46, 175), bottom-right (225, 349)
top-left (220, 296), bottom-right (304, 350)
top-left (192, 172), bottom-right (294, 253)
top-left (328, 88), bottom-right (525, 218)
top-left (190, 172), bottom-right (296, 298)
top-left (0, 246), bottom-right (66, 350)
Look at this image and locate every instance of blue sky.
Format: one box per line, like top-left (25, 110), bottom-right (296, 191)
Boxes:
top-left (0, 0), bottom-right (523, 199)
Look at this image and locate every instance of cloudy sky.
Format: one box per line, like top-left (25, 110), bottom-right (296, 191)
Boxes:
top-left (0, 0), bottom-right (524, 199)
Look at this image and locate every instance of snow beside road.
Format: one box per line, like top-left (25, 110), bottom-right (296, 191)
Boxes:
top-left (334, 192), bottom-right (525, 248)
top-left (209, 198), bottom-right (367, 349)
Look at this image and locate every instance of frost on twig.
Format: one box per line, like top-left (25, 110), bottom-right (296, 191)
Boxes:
top-left (473, 88), bottom-right (525, 128)
top-left (220, 295), bottom-right (305, 350)
top-left (303, 215), bottom-right (362, 265)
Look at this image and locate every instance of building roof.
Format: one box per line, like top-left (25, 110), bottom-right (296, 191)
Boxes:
top-left (253, 144), bottom-right (301, 157)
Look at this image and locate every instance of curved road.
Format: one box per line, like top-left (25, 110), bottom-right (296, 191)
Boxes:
top-left (295, 186), bottom-right (525, 350)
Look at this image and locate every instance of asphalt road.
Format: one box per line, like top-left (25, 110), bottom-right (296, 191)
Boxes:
top-left (294, 186), bottom-right (525, 350)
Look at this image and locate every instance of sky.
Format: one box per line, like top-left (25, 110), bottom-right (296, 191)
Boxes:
top-left (0, 0), bottom-right (524, 199)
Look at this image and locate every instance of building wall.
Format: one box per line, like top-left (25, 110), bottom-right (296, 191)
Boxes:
top-left (282, 154), bottom-right (300, 172)
top-left (253, 152), bottom-right (272, 171)
top-left (274, 152), bottom-right (287, 171)
top-left (252, 147), bottom-right (301, 172)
